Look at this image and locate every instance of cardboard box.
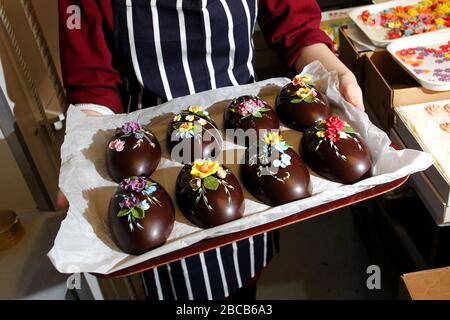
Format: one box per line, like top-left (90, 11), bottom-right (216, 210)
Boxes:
top-left (390, 128), bottom-right (450, 226)
top-left (400, 266), bottom-right (450, 300)
top-left (338, 25), bottom-right (370, 87)
top-left (364, 51), bottom-right (450, 132)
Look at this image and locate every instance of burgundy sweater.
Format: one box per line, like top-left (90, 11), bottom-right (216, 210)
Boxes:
top-left (59, 0), bottom-right (332, 113)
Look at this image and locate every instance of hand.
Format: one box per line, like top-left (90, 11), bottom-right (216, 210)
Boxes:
top-left (338, 73), bottom-right (364, 111)
top-left (57, 190), bottom-right (69, 209)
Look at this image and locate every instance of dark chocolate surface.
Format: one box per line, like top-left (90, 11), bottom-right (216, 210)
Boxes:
top-left (175, 165), bottom-right (245, 229)
top-left (276, 86), bottom-right (331, 132)
top-left (106, 129), bottom-right (161, 182)
top-left (167, 114), bottom-right (222, 163)
top-left (108, 180), bottom-right (175, 255)
top-left (240, 148), bottom-right (312, 206)
top-left (301, 131), bottom-right (372, 184)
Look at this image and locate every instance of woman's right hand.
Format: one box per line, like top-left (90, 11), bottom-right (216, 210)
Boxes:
top-left (56, 109), bottom-right (104, 209)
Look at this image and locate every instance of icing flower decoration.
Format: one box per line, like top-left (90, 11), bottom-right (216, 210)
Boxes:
top-left (425, 104), bottom-right (444, 115)
top-left (361, 0), bottom-right (450, 40)
top-left (185, 115), bottom-right (195, 122)
top-left (309, 115), bottom-right (362, 161)
top-left (440, 122), bottom-right (450, 133)
top-left (173, 114), bottom-right (182, 122)
top-left (291, 74), bottom-right (313, 87)
top-left (191, 159), bottom-right (220, 179)
top-left (183, 160), bottom-right (233, 211)
top-left (314, 115), bottom-right (354, 143)
top-left (116, 176), bottom-right (161, 232)
top-left (231, 96), bottom-right (271, 119)
top-left (444, 103), bottom-right (450, 113)
top-left (188, 105), bottom-right (209, 117)
top-left (109, 139), bottom-right (125, 152)
top-left (173, 121), bottom-right (202, 139)
top-left (117, 121), bottom-right (155, 150)
top-left (273, 153), bottom-right (292, 169)
top-left (198, 118), bottom-right (207, 126)
top-left (263, 132), bottom-right (289, 153)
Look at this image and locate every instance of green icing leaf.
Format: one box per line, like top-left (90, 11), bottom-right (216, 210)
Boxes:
top-left (203, 176), bottom-right (220, 191)
top-left (131, 207), bottom-right (145, 219)
top-left (290, 98), bottom-right (302, 104)
top-left (344, 125), bottom-right (355, 134)
top-left (259, 107), bottom-right (271, 112)
top-left (303, 95), bottom-right (316, 104)
top-left (117, 208), bottom-right (130, 217)
top-left (252, 112), bottom-right (262, 118)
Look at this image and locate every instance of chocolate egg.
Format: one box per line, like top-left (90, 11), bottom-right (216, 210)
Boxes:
top-left (167, 106), bottom-right (222, 164)
top-left (224, 95), bottom-right (279, 146)
top-left (276, 75), bottom-right (331, 132)
top-left (108, 177), bottom-right (175, 255)
top-left (106, 122), bottom-right (161, 182)
top-left (240, 147), bottom-right (312, 206)
top-left (176, 161), bottom-right (245, 228)
top-left (301, 116), bottom-right (372, 184)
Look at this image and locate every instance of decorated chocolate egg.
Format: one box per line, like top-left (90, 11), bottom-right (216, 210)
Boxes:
top-left (176, 160), bottom-right (245, 228)
top-left (224, 95), bottom-right (279, 146)
top-left (276, 74), bottom-right (331, 132)
top-left (240, 132), bottom-right (312, 206)
top-left (301, 115), bottom-right (372, 184)
top-left (108, 176), bottom-right (175, 255)
top-left (106, 121), bottom-right (161, 182)
top-left (167, 105), bottom-right (222, 163)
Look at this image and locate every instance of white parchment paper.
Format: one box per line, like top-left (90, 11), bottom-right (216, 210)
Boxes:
top-left (48, 61), bottom-right (434, 274)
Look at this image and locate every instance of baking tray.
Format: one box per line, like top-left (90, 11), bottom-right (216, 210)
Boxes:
top-left (387, 30), bottom-right (450, 91)
top-left (349, 0), bottom-right (449, 47)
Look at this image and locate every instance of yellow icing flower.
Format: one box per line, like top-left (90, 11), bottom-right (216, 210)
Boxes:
top-left (191, 159), bottom-right (220, 179)
top-left (407, 8), bottom-right (417, 16)
top-left (197, 118), bottom-right (207, 126)
top-left (316, 131), bottom-right (325, 138)
top-left (188, 105), bottom-right (203, 114)
top-left (173, 114), bottom-right (182, 122)
top-left (435, 18), bottom-right (445, 25)
top-left (179, 122), bottom-right (193, 133)
top-left (295, 87), bottom-right (314, 99)
top-left (435, 4), bottom-right (450, 15)
top-left (263, 132), bottom-right (283, 145)
top-left (185, 115), bottom-right (195, 121)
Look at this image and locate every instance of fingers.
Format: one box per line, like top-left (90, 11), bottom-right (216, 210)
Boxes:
top-left (339, 75), bottom-right (365, 111)
top-left (57, 190), bottom-right (69, 209)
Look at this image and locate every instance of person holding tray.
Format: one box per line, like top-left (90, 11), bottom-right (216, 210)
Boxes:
top-left (57, 0), bottom-right (364, 300)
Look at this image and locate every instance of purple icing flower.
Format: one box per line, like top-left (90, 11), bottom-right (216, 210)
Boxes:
top-left (121, 121), bottom-right (142, 135)
top-left (120, 176), bottom-right (148, 193)
top-left (120, 196), bottom-right (140, 209)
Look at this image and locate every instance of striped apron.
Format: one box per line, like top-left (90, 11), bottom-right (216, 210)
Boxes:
top-left (113, 0), bottom-right (277, 300)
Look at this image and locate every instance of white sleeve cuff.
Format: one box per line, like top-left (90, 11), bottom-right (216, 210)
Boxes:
top-left (75, 103), bottom-right (115, 115)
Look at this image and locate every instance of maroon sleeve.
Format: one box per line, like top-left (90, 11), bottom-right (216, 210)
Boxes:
top-left (257, 0), bottom-right (334, 68)
top-left (58, 0), bottom-right (123, 113)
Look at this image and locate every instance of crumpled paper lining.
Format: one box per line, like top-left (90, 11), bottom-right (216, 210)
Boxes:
top-left (48, 61), bottom-right (434, 274)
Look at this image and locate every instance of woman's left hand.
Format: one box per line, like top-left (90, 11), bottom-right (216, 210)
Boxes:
top-left (338, 73), bottom-right (364, 111)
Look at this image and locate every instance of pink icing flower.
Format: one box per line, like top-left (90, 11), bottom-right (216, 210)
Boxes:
top-left (109, 139), bottom-right (125, 152)
top-left (425, 104), bottom-right (443, 115)
top-left (440, 122), bottom-right (450, 133)
top-left (326, 116), bottom-right (345, 133)
top-left (325, 129), bottom-right (340, 143)
top-left (444, 104), bottom-right (450, 114)
top-left (236, 99), bottom-right (262, 116)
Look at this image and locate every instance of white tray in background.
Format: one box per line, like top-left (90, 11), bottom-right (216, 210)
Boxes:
top-left (394, 99), bottom-right (450, 203)
top-left (387, 30), bottom-right (450, 91)
top-left (349, 0), bottom-right (449, 47)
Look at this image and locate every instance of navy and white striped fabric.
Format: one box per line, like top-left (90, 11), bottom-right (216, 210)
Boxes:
top-left (114, 0), bottom-right (257, 111)
top-left (112, 0), bottom-right (278, 300)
